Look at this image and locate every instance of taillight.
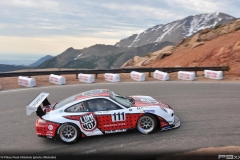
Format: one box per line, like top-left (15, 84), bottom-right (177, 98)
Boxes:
top-left (38, 118), bottom-right (46, 125)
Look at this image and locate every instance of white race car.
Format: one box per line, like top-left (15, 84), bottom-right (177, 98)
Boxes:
top-left (26, 89), bottom-right (180, 144)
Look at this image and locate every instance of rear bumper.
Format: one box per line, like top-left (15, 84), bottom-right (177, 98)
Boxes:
top-left (35, 118), bottom-right (60, 138)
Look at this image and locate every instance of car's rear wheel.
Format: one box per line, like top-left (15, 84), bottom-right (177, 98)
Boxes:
top-left (58, 123), bottom-right (80, 144)
top-left (137, 114), bottom-right (157, 134)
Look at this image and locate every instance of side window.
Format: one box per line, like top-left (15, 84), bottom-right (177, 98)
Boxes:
top-left (86, 98), bottom-right (122, 112)
top-left (65, 102), bottom-right (88, 112)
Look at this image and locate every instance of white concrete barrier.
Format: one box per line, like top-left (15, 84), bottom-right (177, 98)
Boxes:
top-left (130, 71), bottom-right (145, 81)
top-left (18, 76), bottom-right (36, 87)
top-left (204, 70), bottom-right (223, 80)
top-left (49, 74), bottom-right (66, 85)
top-left (78, 74), bottom-right (94, 83)
top-left (104, 73), bottom-right (120, 82)
top-left (178, 71), bottom-right (195, 81)
top-left (153, 70), bottom-right (169, 81)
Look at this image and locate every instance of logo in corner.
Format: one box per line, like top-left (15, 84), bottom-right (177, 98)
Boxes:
top-left (79, 113), bottom-right (97, 131)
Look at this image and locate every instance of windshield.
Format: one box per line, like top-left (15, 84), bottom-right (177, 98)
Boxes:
top-left (110, 91), bottom-right (133, 108)
top-left (54, 94), bottom-right (77, 110)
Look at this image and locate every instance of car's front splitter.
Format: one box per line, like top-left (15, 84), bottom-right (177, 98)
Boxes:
top-left (161, 115), bottom-right (180, 131)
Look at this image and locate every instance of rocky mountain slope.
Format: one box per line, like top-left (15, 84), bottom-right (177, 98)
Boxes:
top-left (0, 64), bottom-right (29, 72)
top-left (28, 55), bottom-right (53, 67)
top-left (115, 12), bottom-right (236, 47)
top-left (123, 18), bottom-right (240, 75)
top-left (39, 41), bottom-right (173, 69)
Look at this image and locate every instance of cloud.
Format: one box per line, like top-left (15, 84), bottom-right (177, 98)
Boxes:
top-left (0, 0), bottom-right (59, 10)
top-left (167, 0), bottom-right (222, 12)
top-left (101, 3), bottom-right (182, 22)
top-left (0, 36), bottom-right (119, 55)
top-left (165, 0), bottom-right (240, 18)
top-left (0, 0), bottom-right (239, 57)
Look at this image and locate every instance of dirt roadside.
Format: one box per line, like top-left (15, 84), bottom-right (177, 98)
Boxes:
top-left (157, 146), bottom-right (240, 160)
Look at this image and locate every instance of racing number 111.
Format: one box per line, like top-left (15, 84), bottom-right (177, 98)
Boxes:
top-left (112, 112), bottom-right (125, 121)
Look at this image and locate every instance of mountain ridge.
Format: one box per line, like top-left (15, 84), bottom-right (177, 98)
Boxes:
top-left (115, 12), bottom-right (236, 48)
top-left (28, 55), bottom-right (53, 67)
top-left (39, 41), bottom-right (173, 69)
top-left (122, 18), bottom-right (240, 75)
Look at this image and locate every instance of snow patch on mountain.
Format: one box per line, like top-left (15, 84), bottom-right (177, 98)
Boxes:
top-left (115, 12), bottom-right (236, 48)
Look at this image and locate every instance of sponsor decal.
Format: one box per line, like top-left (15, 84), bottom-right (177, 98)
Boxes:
top-left (103, 122), bottom-right (125, 127)
top-left (27, 107), bottom-right (36, 111)
top-left (79, 75), bottom-right (88, 81)
top-left (111, 112), bottom-right (126, 122)
top-left (137, 107), bottom-right (143, 110)
top-left (180, 73), bottom-right (190, 80)
top-left (105, 75), bottom-right (113, 80)
top-left (50, 76), bottom-right (59, 82)
top-left (46, 131), bottom-right (54, 137)
top-left (143, 110), bottom-right (155, 113)
top-left (32, 95), bottom-right (45, 107)
top-left (105, 129), bottom-right (127, 134)
top-left (80, 113), bottom-right (97, 131)
top-left (206, 72), bottom-right (217, 78)
top-left (132, 74), bottom-right (140, 79)
top-left (19, 79), bottom-right (29, 85)
top-left (96, 111), bottom-right (110, 114)
top-left (156, 72), bottom-right (164, 79)
top-left (129, 109), bottom-right (132, 111)
top-left (48, 125), bottom-right (53, 130)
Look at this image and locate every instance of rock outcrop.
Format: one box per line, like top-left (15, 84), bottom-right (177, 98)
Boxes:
top-left (121, 18), bottom-right (240, 75)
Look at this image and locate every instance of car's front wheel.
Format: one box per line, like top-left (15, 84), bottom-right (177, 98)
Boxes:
top-left (58, 123), bottom-right (80, 144)
top-left (137, 114), bottom-right (157, 134)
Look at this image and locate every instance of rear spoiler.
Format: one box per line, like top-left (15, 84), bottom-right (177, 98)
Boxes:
top-left (26, 92), bottom-right (50, 115)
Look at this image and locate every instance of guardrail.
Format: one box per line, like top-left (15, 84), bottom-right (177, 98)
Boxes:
top-left (0, 66), bottom-right (229, 78)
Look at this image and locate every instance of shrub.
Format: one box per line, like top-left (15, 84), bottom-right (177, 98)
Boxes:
top-left (214, 24), bottom-right (222, 29)
top-left (145, 53), bottom-right (151, 57)
top-left (235, 26), bottom-right (240, 31)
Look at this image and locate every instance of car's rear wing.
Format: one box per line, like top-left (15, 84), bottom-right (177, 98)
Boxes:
top-left (26, 92), bottom-right (50, 115)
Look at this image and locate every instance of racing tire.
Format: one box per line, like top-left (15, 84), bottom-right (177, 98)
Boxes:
top-left (136, 114), bottom-right (157, 134)
top-left (58, 123), bottom-right (80, 144)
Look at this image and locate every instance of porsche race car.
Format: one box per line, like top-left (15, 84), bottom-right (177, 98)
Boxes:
top-left (26, 89), bottom-right (180, 144)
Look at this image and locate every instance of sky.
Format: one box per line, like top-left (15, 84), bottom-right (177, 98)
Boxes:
top-left (0, 0), bottom-right (240, 65)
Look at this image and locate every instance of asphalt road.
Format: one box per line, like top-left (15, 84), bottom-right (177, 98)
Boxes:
top-left (0, 81), bottom-right (239, 159)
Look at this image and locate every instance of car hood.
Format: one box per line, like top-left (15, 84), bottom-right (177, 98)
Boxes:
top-left (129, 95), bottom-right (170, 108)
top-left (130, 95), bottom-right (160, 107)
